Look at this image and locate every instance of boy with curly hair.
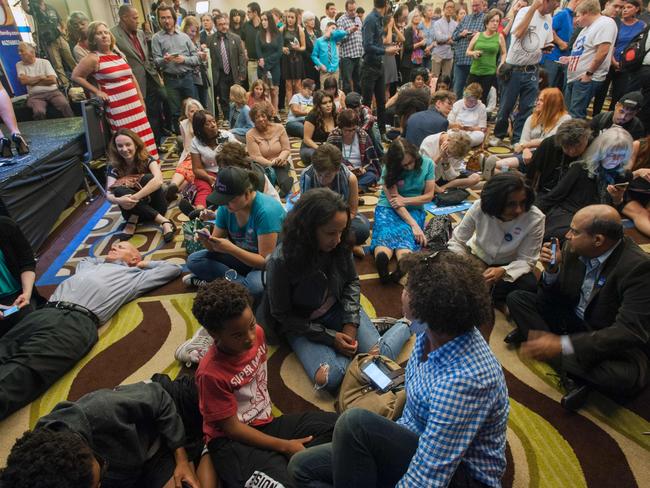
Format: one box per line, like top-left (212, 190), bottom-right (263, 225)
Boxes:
top-left (193, 279), bottom-right (337, 488)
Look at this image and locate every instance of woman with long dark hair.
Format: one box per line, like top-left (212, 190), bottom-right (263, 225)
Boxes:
top-left (106, 129), bottom-right (174, 241)
top-left (265, 188), bottom-right (411, 392)
top-left (301, 90), bottom-right (337, 165)
top-left (281, 8), bottom-right (306, 108)
top-left (371, 138), bottom-right (436, 284)
top-left (256, 11), bottom-right (283, 115)
top-left (229, 8), bottom-right (244, 37)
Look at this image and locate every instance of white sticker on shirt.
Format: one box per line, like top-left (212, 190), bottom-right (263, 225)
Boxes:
top-left (244, 471), bottom-right (286, 488)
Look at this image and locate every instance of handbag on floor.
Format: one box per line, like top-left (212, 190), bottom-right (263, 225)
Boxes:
top-left (182, 219), bottom-right (209, 255)
top-left (423, 214), bottom-right (452, 251)
top-left (336, 354), bottom-right (406, 420)
top-left (435, 188), bottom-right (469, 206)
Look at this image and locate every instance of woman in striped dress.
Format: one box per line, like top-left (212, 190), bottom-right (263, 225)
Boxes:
top-left (72, 21), bottom-right (158, 159)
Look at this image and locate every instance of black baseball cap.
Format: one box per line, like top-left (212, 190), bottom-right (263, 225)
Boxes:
top-left (345, 92), bottom-right (363, 108)
top-left (619, 91), bottom-right (643, 110)
top-left (206, 166), bottom-right (251, 207)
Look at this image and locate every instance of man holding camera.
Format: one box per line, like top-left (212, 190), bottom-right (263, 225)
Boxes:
top-left (506, 205), bottom-right (650, 410)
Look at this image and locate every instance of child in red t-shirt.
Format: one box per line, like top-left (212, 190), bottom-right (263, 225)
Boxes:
top-left (193, 279), bottom-right (338, 488)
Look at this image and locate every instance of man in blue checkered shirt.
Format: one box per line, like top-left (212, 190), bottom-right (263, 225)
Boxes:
top-left (337, 0), bottom-right (364, 93)
top-left (288, 251), bottom-right (509, 488)
top-left (452, 0), bottom-right (486, 97)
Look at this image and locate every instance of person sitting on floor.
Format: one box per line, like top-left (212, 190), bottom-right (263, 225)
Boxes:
top-left (322, 75), bottom-right (347, 112)
top-left (300, 143), bottom-right (371, 256)
top-left (590, 91), bottom-right (645, 141)
top-left (420, 130), bottom-right (478, 192)
top-left (371, 138), bottom-right (436, 284)
top-left (184, 166), bottom-right (285, 304)
top-left (0, 241), bottom-right (181, 420)
top-left (0, 216), bottom-right (39, 336)
top-left (620, 136), bottom-right (650, 238)
top-left (326, 108), bottom-right (381, 192)
top-left (193, 278), bottom-right (339, 488)
top-left (301, 90), bottom-right (337, 165)
top-left (0, 379), bottom-right (205, 488)
top-left (265, 188), bottom-right (411, 392)
top-left (483, 88), bottom-right (571, 178)
top-left (448, 172), bottom-right (545, 304)
top-left (344, 91), bottom-right (384, 157)
top-left (404, 89), bottom-right (454, 147)
top-left (228, 84), bottom-right (254, 143)
top-left (286, 78), bottom-right (315, 138)
top-left (288, 251), bottom-right (509, 488)
top-left (447, 83), bottom-right (488, 147)
top-left (506, 204), bottom-right (650, 410)
top-left (537, 127), bottom-right (632, 241)
top-left (106, 129), bottom-right (175, 241)
top-left (526, 118), bottom-right (593, 197)
top-left (16, 42), bottom-right (74, 120)
top-left (246, 101), bottom-right (295, 197)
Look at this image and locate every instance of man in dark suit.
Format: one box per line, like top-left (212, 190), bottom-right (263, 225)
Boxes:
top-left (506, 205), bottom-right (650, 410)
top-left (112, 4), bottom-right (166, 144)
top-left (199, 13), bottom-right (217, 45)
top-left (207, 14), bottom-right (247, 120)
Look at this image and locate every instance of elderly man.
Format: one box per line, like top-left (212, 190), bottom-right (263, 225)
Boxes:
top-left (0, 241), bottom-right (182, 420)
top-left (15, 42), bottom-right (73, 120)
top-left (506, 205), bottom-right (650, 410)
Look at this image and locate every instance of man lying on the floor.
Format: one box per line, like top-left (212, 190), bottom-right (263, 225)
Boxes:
top-left (0, 376), bottom-right (206, 488)
top-left (0, 241), bottom-right (181, 421)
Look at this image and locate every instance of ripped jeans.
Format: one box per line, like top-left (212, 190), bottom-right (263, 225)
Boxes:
top-left (287, 304), bottom-right (412, 393)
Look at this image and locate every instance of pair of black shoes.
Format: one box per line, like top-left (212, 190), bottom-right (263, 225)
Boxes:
top-left (0, 133), bottom-right (29, 158)
top-left (375, 252), bottom-right (404, 285)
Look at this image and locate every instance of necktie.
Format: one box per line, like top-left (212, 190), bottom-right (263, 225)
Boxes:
top-left (327, 42), bottom-right (332, 69)
top-left (220, 36), bottom-right (230, 75)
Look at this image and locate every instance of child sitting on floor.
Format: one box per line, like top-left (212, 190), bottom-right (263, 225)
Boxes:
top-left (193, 279), bottom-right (338, 488)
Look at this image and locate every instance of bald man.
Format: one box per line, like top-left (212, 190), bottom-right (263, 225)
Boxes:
top-left (0, 241), bottom-right (181, 420)
top-left (506, 205), bottom-right (650, 409)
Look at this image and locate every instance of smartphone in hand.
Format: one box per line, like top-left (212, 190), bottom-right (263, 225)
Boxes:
top-left (550, 237), bottom-right (559, 267)
top-left (1, 305), bottom-right (19, 317)
top-left (195, 228), bottom-right (212, 239)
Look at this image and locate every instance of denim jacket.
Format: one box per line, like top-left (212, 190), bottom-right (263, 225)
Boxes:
top-left (265, 243), bottom-right (361, 346)
top-left (229, 103), bottom-right (254, 137)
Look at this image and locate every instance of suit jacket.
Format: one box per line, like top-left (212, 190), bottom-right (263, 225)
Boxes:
top-left (207, 31), bottom-right (247, 87)
top-left (110, 24), bottom-right (161, 99)
top-left (543, 237), bottom-right (650, 369)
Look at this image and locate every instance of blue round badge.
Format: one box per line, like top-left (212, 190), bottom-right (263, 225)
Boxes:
top-left (544, 22), bottom-right (549, 30)
top-left (504, 233), bottom-right (513, 242)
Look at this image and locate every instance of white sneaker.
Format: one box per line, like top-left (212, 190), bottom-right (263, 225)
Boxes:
top-left (182, 274), bottom-right (208, 287)
top-left (482, 155), bottom-right (498, 181)
top-left (488, 136), bottom-right (502, 147)
top-left (174, 327), bottom-right (213, 366)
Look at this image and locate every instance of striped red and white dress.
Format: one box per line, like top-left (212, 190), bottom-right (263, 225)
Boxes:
top-left (94, 52), bottom-right (158, 158)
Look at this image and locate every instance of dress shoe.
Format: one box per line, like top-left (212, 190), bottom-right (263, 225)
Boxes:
top-left (12, 133), bottom-right (29, 155)
top-left (560, 383), bottom-right (590, 411)
top-left (504, 328), bottom-right (526, 345)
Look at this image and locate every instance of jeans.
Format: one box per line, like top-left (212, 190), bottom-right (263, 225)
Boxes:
top-left (494, 69), bottom-right (539, 141)
top-left (163, 73), bottom-right (197, 133)
top-left (356, 165), bottom-right (380, 190)
top-left (350, 213), bottom-right (371, 246)
top-left (340, 57), bottom-right (361, 93)
top-left (286, 119), bottom-right (305, 138)
top-left (452, 64), bottom-right (471, 99)
top-left (186, 250), bottom-right (264, 302)
top-left (287, 306), bottom-right (411, 392)
top-left (566, 79), bottom-right (604, 119)
top-left (541, 58), bottom-right (566, 90)
top-left (264, 165), bottom-right (294, 196)
top-left (360, 61), bottom-right (386, 133)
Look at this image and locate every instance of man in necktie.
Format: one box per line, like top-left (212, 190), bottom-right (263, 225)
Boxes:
top-left (506, 205), bottom-right (650, 410)
top-left (208, 13), bottom-right (247, 120)
top-left (311, 22), bottom-right (348, 88)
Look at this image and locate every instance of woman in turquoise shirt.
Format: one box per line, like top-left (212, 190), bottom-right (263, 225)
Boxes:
top-left (371, 138), bottom-right (436, 284)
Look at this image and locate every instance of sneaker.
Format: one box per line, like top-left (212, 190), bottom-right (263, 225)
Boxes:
top-left (182, 274), bottom-right (208, 287)
top-left (175, 327), bottom-right (214, 366)
top-left (371, 317), bottom-right (399, 335)
top-left (482, 155), bottom-right (498, 181)
top-left (488, 136), bottom-right (502, 147)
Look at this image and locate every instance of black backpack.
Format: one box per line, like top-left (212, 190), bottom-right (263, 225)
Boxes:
top-left (620, 26), bottom-right (650, 73)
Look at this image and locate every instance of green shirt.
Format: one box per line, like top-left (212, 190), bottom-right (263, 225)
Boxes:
top-left (0, 249), bottom-right (20, 298)
top-left (470, 32), bottom-right (500, 76)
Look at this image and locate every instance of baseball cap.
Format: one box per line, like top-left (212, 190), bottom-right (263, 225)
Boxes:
top-left (619, 91), bottom-right (643, 110)
top-left (206, 166), bottom-right (251, 207)
top-left (345, 92), bottom-right (363, 108)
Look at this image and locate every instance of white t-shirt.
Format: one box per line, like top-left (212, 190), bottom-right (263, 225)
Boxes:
top-left (15, 58), bottom-right (59, 95)
top-left (342, 133), bottom-right (362, 168)
top-left (567, 15), bottom-right (617, 83)
top-left (505, 7), bottom-right (553, 66)
top-left (320, 15), bottom-right (337, 33)
top-left (448, 100), bottom-right (487, 129)
top-left (287, 93), bottom-right (313, 121)
top-left (190, 131), bottom-right (238, 173)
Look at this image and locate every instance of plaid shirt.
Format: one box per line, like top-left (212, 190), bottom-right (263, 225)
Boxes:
top-left (396, 327), bottom-right (509, 488)
top-left (337, 14), bottom-right (364, 59)
top-left (452, 12), bottom-right (485, 66)
top-left (326, 127), bottom-right (380, 174)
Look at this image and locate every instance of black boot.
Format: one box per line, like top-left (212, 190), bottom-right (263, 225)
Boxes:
top-left (375, 251), bottom-right (390, 284)
top-left (12, 133), bottom-right (29, 155)
top-left (0, 137), bottom-right (12, 158)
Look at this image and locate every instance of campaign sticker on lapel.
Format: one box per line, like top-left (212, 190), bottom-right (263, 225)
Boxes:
top-left (597, 276), bottom-right (606, 287)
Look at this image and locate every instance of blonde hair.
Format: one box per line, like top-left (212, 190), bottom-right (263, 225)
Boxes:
top-left (577, 0), bottom-right (601, 15)
top-left (579, 127), bottom-right (633, 178)
top-left (230, 84), bottom-right (248, 106)
top-left (181, 15), bottom-right (201, 42)
top-left (87, 21), bottom-right (115, 52)
top-left (447, 131), bottom-right (472, 159)
top-left (464, 83), bottom-right (483, 100)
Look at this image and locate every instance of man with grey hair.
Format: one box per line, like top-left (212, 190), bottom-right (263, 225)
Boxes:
top-left (15, 42), bottom-right (73, 119)
top-left (526, 119), bottom-right (593, 195)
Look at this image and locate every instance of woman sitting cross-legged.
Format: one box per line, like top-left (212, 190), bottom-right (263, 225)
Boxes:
top-left (326, 109), bottom-right (381, 192)
top-left (228, 84), bottom-right (254, 143)
top-left (300, 143), bottom-right (371, 257)
top-left (265, 188), bottom-right (411, 392)
top-left (301, 90), bottom-right (337, 165)
top-left (447, 83), bottom-right (488, 147)
top-left (372, 138), bottom-right (436, 284)
top-left (448, 172), bottom-right (544, 305)
top-left (184, 166), bottom-right (286, 304)
top-left (106, 129), bottom-right (175, 241)
top-left (419, 130), bottom-right (477, 193)
top-left (246, 101), bottom-right (294, 197)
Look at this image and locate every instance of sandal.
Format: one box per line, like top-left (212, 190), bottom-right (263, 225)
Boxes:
top-left (118, 215), bottom-right (139, 240)
top-left (161, 219), bottom-right (178, 243)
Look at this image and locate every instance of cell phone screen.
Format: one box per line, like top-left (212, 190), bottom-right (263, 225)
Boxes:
top-left (362, 362), bottom-right (392, 390)
top-left (2, 305), bottom-right (19, 317)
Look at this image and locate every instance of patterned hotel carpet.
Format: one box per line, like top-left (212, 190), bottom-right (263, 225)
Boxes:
top-left (0, 137), bottom-right (649, 488)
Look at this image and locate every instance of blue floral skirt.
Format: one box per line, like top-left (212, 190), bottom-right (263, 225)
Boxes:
top-left (370, 205), bottom-right (426, 252)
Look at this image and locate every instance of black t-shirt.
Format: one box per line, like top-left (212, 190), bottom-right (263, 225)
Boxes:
top-left (28, 2), bottom-right (61, 44)
top-left (590, 111), bottom-right (645, 140)
top-left (305, 111), bottom-right (331, 143)
top-left (241, 21), bottom-right (262, 59)
top-left (107, 157), bottom-right (155, 180)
